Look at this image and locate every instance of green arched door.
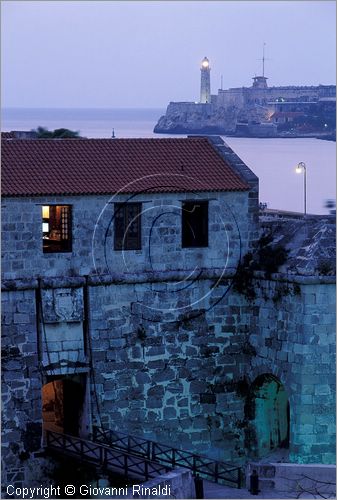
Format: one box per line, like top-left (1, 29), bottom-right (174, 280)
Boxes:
top-left (246, 375), bottom-right (289, 458)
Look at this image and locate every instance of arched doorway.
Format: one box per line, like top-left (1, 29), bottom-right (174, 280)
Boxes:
top-left (42, 375), bottom-right (86, 436)
top-left (245, 374), bottom-right (289, 458)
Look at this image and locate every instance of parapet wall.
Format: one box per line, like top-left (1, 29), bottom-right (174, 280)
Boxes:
top-left (246, 462), bottom-right (336, 496)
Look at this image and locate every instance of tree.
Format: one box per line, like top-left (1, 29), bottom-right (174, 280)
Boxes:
top-left (33, 127), bottom-right (80, 139)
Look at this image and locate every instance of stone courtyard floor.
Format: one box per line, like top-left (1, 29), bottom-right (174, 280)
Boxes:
top-left (203, 480), bottom-right (334, 499)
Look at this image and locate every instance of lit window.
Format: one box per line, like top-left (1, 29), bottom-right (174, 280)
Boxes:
top-left (182, 201), bottom-right (208, 248)
top-left (114, 203), bottom-right (141, 251)
top-left (42, 205), bottom-right (72, 253)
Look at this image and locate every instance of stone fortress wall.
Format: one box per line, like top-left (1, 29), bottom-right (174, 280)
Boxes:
top-left (1, 136), bottom-right (335, 490)
top-left (217, 85), bottom-right (336, 109)
top-left (2, 263), bottom-right (335, 488)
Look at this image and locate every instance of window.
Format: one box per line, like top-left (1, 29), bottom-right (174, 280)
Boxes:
top-left (182, 201), bottom-right (208, 248)
top-left (114, 203), bottom-right (141, 250)
top-left (42, 205), bottom-right (72, 253)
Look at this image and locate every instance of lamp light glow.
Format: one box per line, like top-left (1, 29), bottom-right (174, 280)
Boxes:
top-left (295, 162), bottom-right (307, 215)
top-left (42, 222), bottom-right (49, 233)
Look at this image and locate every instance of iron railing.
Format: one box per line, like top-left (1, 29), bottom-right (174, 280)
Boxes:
top-left (46, 430), bottom-right (170, 482)
top-left (92, 426), bottom-right (242, 488)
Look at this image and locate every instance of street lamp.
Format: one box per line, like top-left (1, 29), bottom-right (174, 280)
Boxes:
top-left (295, 161), bottom-right (307, 215)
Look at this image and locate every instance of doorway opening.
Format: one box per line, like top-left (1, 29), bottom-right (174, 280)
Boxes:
top-left (245, 374), bottom-right (289, 459)
top-left (42, 374), bottom-right (87, 436)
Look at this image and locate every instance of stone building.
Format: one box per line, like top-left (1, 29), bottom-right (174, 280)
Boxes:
top-left (154, 57), bottom-right (336, 135)
top-left (1, 135), bottom-right (335, 490)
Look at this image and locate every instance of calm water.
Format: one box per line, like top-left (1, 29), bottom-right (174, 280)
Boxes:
top-left (2, 107), bottom-right (336, 214)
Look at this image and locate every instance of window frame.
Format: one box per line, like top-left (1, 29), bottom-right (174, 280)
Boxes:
top-left (42, 204), bottom-right (72, 254)
top-left (181, 200), bottom-right (209, 248)
top-left (114, 202), bottom-right (142, 251)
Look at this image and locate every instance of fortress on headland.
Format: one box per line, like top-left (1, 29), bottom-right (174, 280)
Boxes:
top-left (154, 57), bottom-right (336, 138)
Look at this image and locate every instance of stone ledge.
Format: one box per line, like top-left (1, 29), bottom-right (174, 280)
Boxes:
top-left (2, 268), bottom-right (335, 291)
top-left (2, 278), bottom-right (38, 291)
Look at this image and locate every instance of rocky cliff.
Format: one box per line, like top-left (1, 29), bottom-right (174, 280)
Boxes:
top-left (154, 102), bottom-right (277, 137)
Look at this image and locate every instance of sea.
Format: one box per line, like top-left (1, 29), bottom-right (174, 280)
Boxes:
top-left (2, 107), bottom-right (336, 215)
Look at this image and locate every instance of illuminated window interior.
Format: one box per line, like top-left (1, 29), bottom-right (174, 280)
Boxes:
top-left (42, 205), bottom-right (72, 253)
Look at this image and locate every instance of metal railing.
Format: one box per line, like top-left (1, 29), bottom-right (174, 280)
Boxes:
top-left (93, 426), bottom-right (242, 488)
top-left (46, 430), bottom-right (170, 481)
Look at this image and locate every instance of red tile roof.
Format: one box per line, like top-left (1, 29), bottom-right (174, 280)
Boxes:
top-left (2, 137), bottom-right (249, 196)
top-left (1, 131), bottom-right (16, 139)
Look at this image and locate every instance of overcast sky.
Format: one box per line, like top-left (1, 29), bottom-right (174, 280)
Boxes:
top-left (2, 1), bottom-right (336, 108)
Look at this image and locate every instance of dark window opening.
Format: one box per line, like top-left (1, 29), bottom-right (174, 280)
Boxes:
top-left (114, 203), bottom-right (141, 250)
top-left (42, 205), bottom-right (72, 253)
top-left (182, 201), bottom-right (208, 248)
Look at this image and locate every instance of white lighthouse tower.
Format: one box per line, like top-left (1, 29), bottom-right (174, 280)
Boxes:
top-left (200, 57), bottom-right (211, 103)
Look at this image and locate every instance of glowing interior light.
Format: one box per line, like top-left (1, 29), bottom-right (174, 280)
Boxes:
top-left (42, 222), bottom-right (49, 233)
top-left (42, 206), bottom-right (50, 218)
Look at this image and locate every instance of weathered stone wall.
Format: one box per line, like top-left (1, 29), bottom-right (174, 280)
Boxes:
top-left (2, 190), bottom-right (254, 281)
top-left (1, 273), bottom-right (335, 489)
top-left (248, 276), bottom-right (336, 464)
top-left (88, 274), bottom-right (252, 463)
top-left (1, 288), bottom-right (42, 487)
top-left (87, 274), bottom-right (335, 466)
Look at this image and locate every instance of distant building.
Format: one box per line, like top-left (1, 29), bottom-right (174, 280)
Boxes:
top-left (154, 59), bottom-right (336, 136)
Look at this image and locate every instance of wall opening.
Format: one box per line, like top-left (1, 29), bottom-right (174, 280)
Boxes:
top-left (245, 374), bottom-right (289, 459)
top-left (42, 374), bottom-right (87, 436)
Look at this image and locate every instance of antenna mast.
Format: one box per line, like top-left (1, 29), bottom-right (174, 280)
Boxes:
top-left (262, 42), bottom-right (266, 77)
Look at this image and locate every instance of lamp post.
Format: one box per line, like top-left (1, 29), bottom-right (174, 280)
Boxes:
top-left (295, 161), bottom-right (307, 215)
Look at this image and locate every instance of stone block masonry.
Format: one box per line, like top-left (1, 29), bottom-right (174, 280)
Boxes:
top-left (2, 276), bottom-right (335, 490)
top-left (1, 289), bottom-right (42, 479)
top-left (1, 190), bottom-right (255, 281)
top-left (1, 271), bottom-right (335, 490)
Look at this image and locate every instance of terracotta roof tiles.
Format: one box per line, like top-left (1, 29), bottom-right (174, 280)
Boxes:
top-left (2, 137), bottom-right (249, 196)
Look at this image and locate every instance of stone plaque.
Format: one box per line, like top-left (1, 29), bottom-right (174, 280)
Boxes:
top-left (42, 287), bottom-right (84, 323)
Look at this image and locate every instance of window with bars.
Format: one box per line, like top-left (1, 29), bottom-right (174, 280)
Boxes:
top-left (182, 201), bottom-right (208, 248)
top-left (42, 205), bottom-right (72, 253)
top-left (114, 203), bottom-right (142, 251)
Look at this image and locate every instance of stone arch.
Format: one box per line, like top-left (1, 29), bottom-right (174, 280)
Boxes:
top-left (244, 373), bottom-right (289, 459)
top-left (42, 374), bottom-right (87, 436)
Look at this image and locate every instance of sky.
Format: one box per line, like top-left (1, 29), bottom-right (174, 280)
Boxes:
top-left (1, 1), bottom-right (336, 108)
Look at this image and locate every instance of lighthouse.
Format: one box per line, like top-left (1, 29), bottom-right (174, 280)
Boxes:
top-left (200, 57), bottom-right (211, 103)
